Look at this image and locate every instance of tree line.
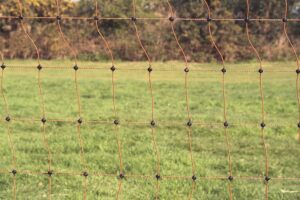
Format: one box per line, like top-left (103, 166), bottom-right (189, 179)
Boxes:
top-left (0, 0), bottom-right (299, 62)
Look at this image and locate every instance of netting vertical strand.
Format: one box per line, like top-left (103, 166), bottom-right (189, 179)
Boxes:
top-left (0, 1), bottom-right (299, 199)
top-left (16, 0), bottom-right (54, 199)
top-left (282, 0), bottom-right (300, 143)
top-left (94, 0), bottom-right (115, 67)
top-left (202, 0), bottom-right (233, 199)
top-left (95, 4), bottom-right (125, 196)
top-left (54, 0), bottom-right (88, 199)
top-left (166, 1), bottom-right (196, 198)
top-left (244, 1), bottom-right (270, 199)
top-left (130, 1), bottom-right (161, 199)
top-left (94, 0), bottom-right (124, 199)
top-left (0, 58), bottom-right (17, 199)
top-left (55, 0), bottom-right (78, 64)
top-left (37, 66), bottom-right (53, 200)
top-left (94, 1), bottom-right (124, 198)
top-left (106, 22), bottom-right (123, 200)
top-left (94, 6), bottom-right (124, 199)
top-left (0, 51), bottom-right (3, 64)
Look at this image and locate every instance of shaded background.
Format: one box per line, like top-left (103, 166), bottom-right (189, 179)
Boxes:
top-left (0, 0), bottom-right (299, 62)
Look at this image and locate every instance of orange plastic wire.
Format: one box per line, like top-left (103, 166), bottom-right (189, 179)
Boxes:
top-left (0, 169), bottom-right (299, 181)
top-left (282, 0), bottom-right (300, 143)
top-left (95, 3), bottom-right (123, 181)
top-left (245, 1), bottom-right (269, 199)
top-left (166, 1), bottom-right (197, 199)
top-left (95, 1), bottom-right (124, 195)
top-left (116, 180), bottom-right (123, 200)
top-left (0, 1), bottom-right (299, 199)
top-left (2, 64), bottom-right (300, 73)
top-left (17, 1), bottom-right (53, 198)
top-left (0, 116), bottom-right (298, 129)
top-left (0, 52), bottom-right (3, 64)
top-left (1, 69), bottom-right (17, 200)
top-left (202, 0), bottom-right (233, 199)
top-left (55, 0), bottom-right (88, 199)
top-left (55, 0), bottom-right (77, 65)
top-left (94, 3), bottom-right (123, 196)
top-left (131, 1), bottom-right (162, 199)
top-left (0, 15), bottom-right (300, 21)
top-left (94, 1), bottom-right (115, 66)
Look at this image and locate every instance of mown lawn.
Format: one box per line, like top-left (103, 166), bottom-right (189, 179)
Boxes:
top-left (0, 60), bottom-right (299, 199)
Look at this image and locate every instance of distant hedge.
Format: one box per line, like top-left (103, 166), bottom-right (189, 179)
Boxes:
top-left (0, 0), bottom-right (299, 62)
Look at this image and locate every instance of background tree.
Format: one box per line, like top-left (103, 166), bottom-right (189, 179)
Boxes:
top-left (0, 0), bottom-right (298, 62)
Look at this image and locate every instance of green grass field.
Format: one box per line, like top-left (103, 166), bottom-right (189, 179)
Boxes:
top-left (0, 60), bottom-right (300, 199)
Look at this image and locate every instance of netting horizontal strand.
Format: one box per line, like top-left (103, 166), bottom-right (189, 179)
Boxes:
top-left (1, 117), bottom-right (299, 128)
top-left (3, 65), bottom-right (300, 73)
top-left (0, 170), bottom-right (299, 181)
top-left (0, 0), bottom-right (299, 199)
top-left (0, 16), bottom-right (300, 22)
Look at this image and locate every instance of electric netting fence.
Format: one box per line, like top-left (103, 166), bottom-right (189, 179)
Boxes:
top-left (0, 0), bottom-right (299, 199)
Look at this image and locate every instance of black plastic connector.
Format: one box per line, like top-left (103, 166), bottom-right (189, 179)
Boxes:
top-left (228, 175), bottom-right (234, 181)
top-left (296, 69), bottom-right (300, 74)
top-left (131, 16), bottom-right (137, 22)
top-left (260, 122), bottom-right (266, 128)
top-left (169, 16), bottom-right (175, 22)
top-left (265, 176), bottom-right (271, 182)
top-left (258, 68), bottom-right (264, 74)
top-left (47, 170), bottom-right (53, 177)
top-left (119, 173), bottom-right (125, 179)
top-left (282, 17), bottom-right (288, 23)
top-left (114, 119), bottom-right (119, 125)
top-left (5, 116), bottom-right (11, 122)
top-left (224, 121), bottom-right (229, 128)
top-left (1, 64), bottom-right (6, 70)
top-left (73, 65), bottom-right (79, 71)
top-left (206, 16), bottom-right (212, 22)
top-left (221, 68), bottom-right (227, 74)
top-left (155, 174), bottom-right (161, 180)
top-left (83, 171), bottom-right (89, 177)
top-left (187, 120), bottom-right (192, 127)
top-left (184, 67), bottom-right (189, 73)
top-left (148, 67), bottom-right (153, 73)
top-left (94, 16), bottom-right (99, 21)
top-left (192, 175), bottom-right (197, 181)
top-left (11, 169), bottom-right (17, 176)
top-left (111, 65), bottom-right (116, 72)
top-left (150, 120), bottom-right (156, 127)
top-left (77, 118), bottom-right (83, 124)
top-left (41, 117), bottom-right (47, 124)
top-left (37, 64), bottom-right (42, 71)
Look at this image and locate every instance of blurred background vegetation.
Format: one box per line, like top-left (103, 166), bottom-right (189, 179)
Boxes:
top-left (0, 0), bottom-right (299, 62)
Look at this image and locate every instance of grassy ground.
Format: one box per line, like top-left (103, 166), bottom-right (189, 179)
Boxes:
top-left (0, 60), bottom-right (300, 199)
